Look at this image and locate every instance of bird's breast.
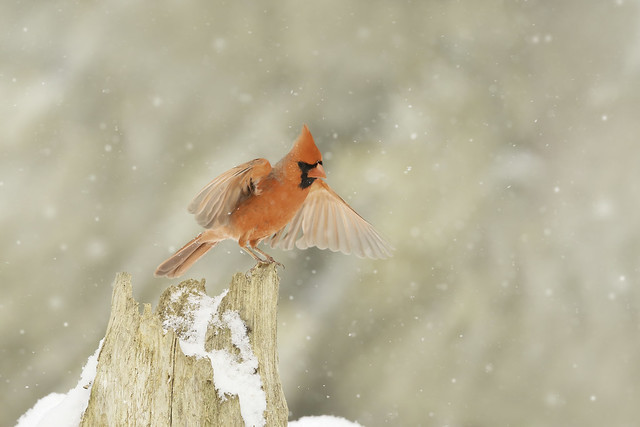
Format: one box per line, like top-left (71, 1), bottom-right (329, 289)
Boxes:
top-left (230, 178), bottom-right (308, 241)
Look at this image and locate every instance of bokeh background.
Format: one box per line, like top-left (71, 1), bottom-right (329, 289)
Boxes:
top-left (3, 1), bottom-right (640, 426)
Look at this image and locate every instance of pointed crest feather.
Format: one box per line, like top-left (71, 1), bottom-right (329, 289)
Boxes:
top-left (290, 124), bottom-right (322, 164)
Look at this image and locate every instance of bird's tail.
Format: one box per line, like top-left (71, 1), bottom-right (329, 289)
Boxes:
top-left (154, 234), bottom-right (218, 278)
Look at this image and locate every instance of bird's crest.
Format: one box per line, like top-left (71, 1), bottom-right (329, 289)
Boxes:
top-left (290, 124), bottom-right (322, 165)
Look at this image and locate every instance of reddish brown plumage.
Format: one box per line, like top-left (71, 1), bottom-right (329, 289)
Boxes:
top-left (154, 125), bottom-right (391, 278)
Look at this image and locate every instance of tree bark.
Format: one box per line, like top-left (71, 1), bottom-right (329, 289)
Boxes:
top-left (81, 264), bottom-right (287, 426)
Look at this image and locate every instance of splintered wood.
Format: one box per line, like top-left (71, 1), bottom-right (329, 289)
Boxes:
top-left (81, 264), bottom-right (287, 427)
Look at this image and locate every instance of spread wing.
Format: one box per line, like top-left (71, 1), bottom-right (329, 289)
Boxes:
top-left (188, 158), bottom-right (272, 229)
top-left (268, 180), bottom-right (393, 259)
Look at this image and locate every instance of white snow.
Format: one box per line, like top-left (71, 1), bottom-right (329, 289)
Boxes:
top-left (290, 415), bottom-right (363, 427)
top-left (162, 288), bottom-right (267, 427)
top-left (210, 310), bottom-right (265, 424)
top-left (16, 340), bottom-right (103, 427)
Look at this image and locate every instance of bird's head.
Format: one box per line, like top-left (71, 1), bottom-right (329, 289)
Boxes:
top-left (290, 124), bottom-right (326, 189)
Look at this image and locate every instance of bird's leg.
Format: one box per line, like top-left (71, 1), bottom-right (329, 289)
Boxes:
top-left (252, 246), bottom-right (285, 269)
top-left (242, 246), bottom-right (266, 263)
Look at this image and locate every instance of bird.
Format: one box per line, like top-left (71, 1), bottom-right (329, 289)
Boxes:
top-left (154, 125), bottom-right (392, 278)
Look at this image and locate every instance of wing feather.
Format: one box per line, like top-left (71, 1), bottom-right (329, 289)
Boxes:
top-left (269, 180), bottom-right (393, 259)
top-left (188, 158), bottom-right (271, 229)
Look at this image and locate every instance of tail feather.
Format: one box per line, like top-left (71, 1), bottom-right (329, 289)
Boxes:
top-left (154, 234), bottom-right (218, 278)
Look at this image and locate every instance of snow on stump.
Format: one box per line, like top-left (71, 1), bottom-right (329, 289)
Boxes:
top-left (81, 264), bottom-right (288, 427)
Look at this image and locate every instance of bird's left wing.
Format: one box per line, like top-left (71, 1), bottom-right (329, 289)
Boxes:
top-left (268, 180), bottom-right (393, 259)
top-left (188, 158), bottom-right (271, 229)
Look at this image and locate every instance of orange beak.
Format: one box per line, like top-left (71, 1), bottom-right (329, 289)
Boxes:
top-left (307, 163), bottom-right (326, 179)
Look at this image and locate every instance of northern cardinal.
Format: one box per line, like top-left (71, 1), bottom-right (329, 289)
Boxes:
top-left (154, 125), bottom-right (392, 278)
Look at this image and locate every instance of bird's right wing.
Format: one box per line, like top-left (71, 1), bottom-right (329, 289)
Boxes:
top-left (268, 180), bottom-right (393, 259)
top-left (188, 158), bottom-right (272, 229)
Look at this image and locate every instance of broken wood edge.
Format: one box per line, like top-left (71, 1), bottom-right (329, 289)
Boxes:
top-left (81, 265), bottom-right (287, 427)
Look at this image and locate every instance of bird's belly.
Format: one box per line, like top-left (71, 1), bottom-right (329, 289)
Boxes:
top-left (230, 188), bottom-right (306, 244)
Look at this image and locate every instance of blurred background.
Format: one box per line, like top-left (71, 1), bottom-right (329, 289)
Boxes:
top-left (2, 1), bottom-right (640, 425)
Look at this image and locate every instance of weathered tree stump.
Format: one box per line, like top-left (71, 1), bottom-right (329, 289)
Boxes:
top-left (80, 264), bottom-right (287, 426)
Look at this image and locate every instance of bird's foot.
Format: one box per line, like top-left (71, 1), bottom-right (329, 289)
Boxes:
top-left (243, 246), bottom-right (285, 271)
top-left (246, 259), bottom-right (284, 276)
top-left (265, 257), bottom-right (285, 269)
top-left (253, 257), bottom-right (285, 270)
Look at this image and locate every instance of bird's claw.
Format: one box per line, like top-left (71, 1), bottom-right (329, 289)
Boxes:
top-left (256, 258), bottom-right (285, 269)
top-left (269, 259), bottom-right (285, 269)
top-left (247, 259), bottom-right (284, 276)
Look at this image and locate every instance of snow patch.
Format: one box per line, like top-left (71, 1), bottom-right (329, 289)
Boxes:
top-left (16, 340), bottom-right (103, 427)
top-left (161, 287), bottom-right (267, 427)
top-left (290, 415), bottom-right (364, 427)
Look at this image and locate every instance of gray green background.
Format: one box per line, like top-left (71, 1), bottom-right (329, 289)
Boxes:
top-left (2, 1), bottom-right (640, 426)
